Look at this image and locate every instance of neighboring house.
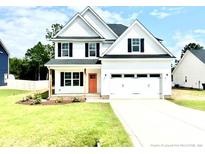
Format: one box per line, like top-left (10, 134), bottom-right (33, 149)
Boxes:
top-left (45, 6), bottom-right (175, 99)
top-left (173, 49), bottom-right (205, 90)
top-left (0, 40), bottom-right (9, 86)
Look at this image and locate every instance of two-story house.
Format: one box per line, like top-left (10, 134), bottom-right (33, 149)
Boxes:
top-left (45, 6), bottom-right (175, 99)
top-left (0, 39), bottom-right (9, 86)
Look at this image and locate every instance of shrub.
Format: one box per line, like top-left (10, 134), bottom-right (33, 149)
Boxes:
top-left (32, 93), bottom-right (42, 105)
top-left (40, 91), bottom-right (48, 99)
top-left (26, 95), bottom-right (33, 100)
top-left (55, 97), bottom-right (64, 103)
top-left (72, 97), bottom-right (81, 103)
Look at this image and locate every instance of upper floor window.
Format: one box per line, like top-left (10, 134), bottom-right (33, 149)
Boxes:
top-left (128, 38), bottom-right (144, 53)
top-left (132, 38), bottom-right (140, 52)
top-left (85, 43), bottom-right (99, 57)
top-left (89, 43), bottom-right (97, 57)
top-left (62, 43), bottom-right (69, 57)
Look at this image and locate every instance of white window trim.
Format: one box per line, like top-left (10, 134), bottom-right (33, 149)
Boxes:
top-left (131, 38), bottom-right (141, 52)
top-left (61, 43), bottom-right (69, 57)
top-left (64, 72), bottom-right (80, 87)
top-left (88, 43), bottom-right (97, 57)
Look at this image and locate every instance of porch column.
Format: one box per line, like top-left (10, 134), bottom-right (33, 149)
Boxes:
top-left (84, 68), bottom-right (87, 95)
top-left (48, 68), bottom-right (53, 98)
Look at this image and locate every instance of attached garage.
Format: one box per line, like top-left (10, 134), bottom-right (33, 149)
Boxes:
top-left (109, 73), bottom-right (162, 98)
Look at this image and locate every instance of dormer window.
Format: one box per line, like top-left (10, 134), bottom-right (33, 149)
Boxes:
top-left (89, 43), bottom-right (97, 57)
top-left (62, 43), bottom-right (69, 57)
top-left (132, 39), bottom-right (140, 52)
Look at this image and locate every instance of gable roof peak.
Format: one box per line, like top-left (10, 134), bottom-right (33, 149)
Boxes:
top-left (81, 6), bottom-right (119, 38)
top-left (101, 19), bottom-right (175, 57)
top-left (53, 12), bottom-right (104, 38)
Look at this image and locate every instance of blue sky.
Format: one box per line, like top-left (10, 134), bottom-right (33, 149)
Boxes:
top-left (0, 6), bottom-right (205, 59)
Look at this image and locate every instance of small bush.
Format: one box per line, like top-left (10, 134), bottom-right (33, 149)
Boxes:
top-left (41, 91), bottom-right (48, 99)
top-left (26, 95), bottom-right (33, 100)
top-left (55, 97), bottom-right (64, 103)
top-left (32, 93), bottom-right (42, 105)
top-left (21, 97), bottom-right (27, 102)
top-left (72, 97), bottom-right (81, 103)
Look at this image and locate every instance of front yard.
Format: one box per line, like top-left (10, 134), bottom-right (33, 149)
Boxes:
top-left (0, 89), bottom-right (132, 147)
top-left (168, 88), bottom-right (205, 111)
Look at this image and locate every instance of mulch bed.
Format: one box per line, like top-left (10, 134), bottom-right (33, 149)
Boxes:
top-left (16, 99), bottom-right (83, 105)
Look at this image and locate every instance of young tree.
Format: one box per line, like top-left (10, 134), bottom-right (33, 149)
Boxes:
top-left (45, 23), bottom-right (63, 58)
top-left (181, 43), bottom-right (203, 58)
top-left (46, 23), bottom-right (63, 40)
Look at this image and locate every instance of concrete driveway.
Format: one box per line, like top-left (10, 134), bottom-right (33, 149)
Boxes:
top-left (110, 99), bottom-right (205, 147)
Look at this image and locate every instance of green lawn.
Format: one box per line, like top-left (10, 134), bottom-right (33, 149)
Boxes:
top-left (0, 89), bottom-right (132, 147)
top-left (171, 99), bottom-right (205, 111)
top-left (169, 88), bottom-right (205, 111)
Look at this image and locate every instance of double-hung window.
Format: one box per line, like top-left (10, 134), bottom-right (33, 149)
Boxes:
top-left (62, 43), bottom-right (69, 57)
top-left (64, 72), bottom-right (80, 86)
top-left (73, 72), bottom-right (80, 86)
top-left (132, 38), bottom-right (140, 52)
top-left (89, 43), bottom-right (97, 57)
top-left (65, 72), bottom-right (71, 86)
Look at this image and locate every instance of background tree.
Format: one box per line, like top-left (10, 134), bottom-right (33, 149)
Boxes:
top-left (46, 23), bottom-right (63, 40)
top-left (181, 43), bottom-right (203, 58)
top-left (25, 42), bottom-right (50, 80)
top-left (9, 23), bottom-right (63, 80)
top-left (45, 23), bottom-right (63, 58)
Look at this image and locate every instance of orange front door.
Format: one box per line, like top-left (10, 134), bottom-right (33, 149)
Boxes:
top-left (89, 74), bottom-right (97, 93)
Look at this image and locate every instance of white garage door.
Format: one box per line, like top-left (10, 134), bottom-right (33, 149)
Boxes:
top-left (110, 74), bottom-right (161, 98)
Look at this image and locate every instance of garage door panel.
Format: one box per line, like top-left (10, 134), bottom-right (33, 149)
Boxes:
top-left (110, 74), bottom-right (161, 97)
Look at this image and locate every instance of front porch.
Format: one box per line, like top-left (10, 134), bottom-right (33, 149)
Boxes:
top-left (47, 65), bottom-right (102, 99)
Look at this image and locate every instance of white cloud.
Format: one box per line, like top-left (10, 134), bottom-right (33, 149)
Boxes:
top-left (150, 9), bottom-right (171, 19)
top-left (194, 29), bottom-right (205, 34)
top-left (95, 7), bottom-right (142, 25)
top-left (150, 7), bottom-right (184, 19)
top-left (167, 31), bottom-right (205, 59)
top-left (0, 7), bottom-right (69, 58)
top-left (0, 7), bottom-right (143, 58)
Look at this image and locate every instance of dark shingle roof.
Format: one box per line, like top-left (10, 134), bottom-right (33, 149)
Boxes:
top-left (45, 59), bottom-right (101, 65)
top-left (190, 49), bottom-right (205, 64)
top-left (107, 24), bottom-right (128, 36)
top-left (101, 54), bottom-right (174, 59)
top-left (107, 23), bottom-right (163, 42)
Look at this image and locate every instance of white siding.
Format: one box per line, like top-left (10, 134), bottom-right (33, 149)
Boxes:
top-left (54, 68), bottom-right (101, 94)
top-left (82, 9), bottom-right (117, 39)
top-left (173, 51), bottom-right (205, 89)
top-left (101, 59), bottom-right (172, 96)
top-left (59, 17), bottom-right (99, 37)
top-left (54, 42), bottom-right (112, 59)
top-left (107, 24), bottom-right (167, 55)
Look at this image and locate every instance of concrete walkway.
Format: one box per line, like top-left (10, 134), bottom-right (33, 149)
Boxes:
top-left (110, 99), bottom-right (205, 147)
